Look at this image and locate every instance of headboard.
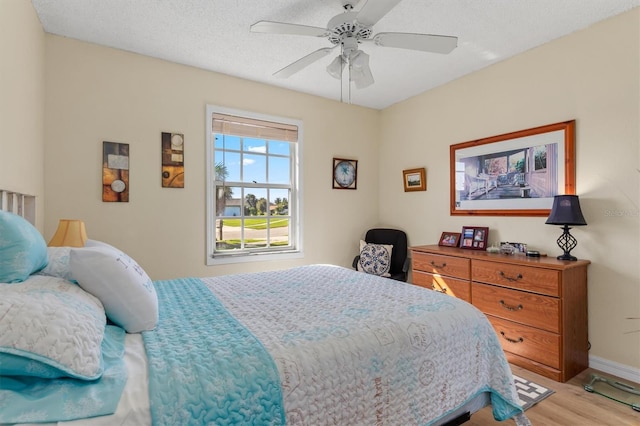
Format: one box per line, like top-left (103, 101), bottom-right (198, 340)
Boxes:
top-left (0, 190), bottom-right (36, 225)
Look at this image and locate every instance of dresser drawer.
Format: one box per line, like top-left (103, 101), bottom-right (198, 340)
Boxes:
top-left (472, 260), bottom-right (560, 296)
top-left (472, 283), bottom-right (560, 333)
top-left (412, 252), bottom-right (470, 280)
top-left (413, 271), bottom-right (471, 302)
top-left (488, 316), bottom-right (561, 370)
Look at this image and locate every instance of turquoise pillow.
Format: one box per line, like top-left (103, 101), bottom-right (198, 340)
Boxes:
top-left (0, 211), bottom-right (48, 283)
top-left (0, 351), bottom-right (87, 379)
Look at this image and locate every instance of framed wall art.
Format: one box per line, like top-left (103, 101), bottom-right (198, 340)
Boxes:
top-left (332, 158), bottom-right (357, 190)
top-left (102, 141), bottom-right (129, 202)
top-left (403, 168), bottom-right (426, 192)
top-left (450, 120), bottom-right (575, 216)
top-left (438, 232), bottom-right (461, 247)
top-left (162, 132), bottom-right (184, 188)
top-left (460, 226), bottom-right (489, 250)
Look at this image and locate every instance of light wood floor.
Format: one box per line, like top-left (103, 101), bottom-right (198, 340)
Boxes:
top-left (467, 365), bottom-right (640, 425)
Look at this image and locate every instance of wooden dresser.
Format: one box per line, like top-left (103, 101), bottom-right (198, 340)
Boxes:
top-left (410, 244), bottom-right (590, 382)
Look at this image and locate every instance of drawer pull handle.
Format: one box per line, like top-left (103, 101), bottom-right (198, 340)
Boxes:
top-left (432, 285), bottom-right (447, 294)
top-left (499, 271), bottom-right (523, 282)
top-left (430, 261), bottom-right (446, 268)
top-left (499, 300), bottom-right (523, 311)
top-left (500, 331), bottom-right (524, 344)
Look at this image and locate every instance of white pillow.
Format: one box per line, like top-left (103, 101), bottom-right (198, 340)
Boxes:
top-left (0, 275), bottom-right (106, 380)
top-left (85, 239), bottom-right (117, 250)
top-left (357, 240), bottom-right (393, 277)
top-left (70, 243), bottom-right (158, 333)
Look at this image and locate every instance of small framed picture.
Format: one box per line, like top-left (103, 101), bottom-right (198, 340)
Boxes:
top-left (501, 242), bottom-right (528, 253)
top-left (460, 226), bottom-right (489, 250)
top-left (333, 158), bottom-right (358, 190)
top-left (403, 168), bottom-right (426, 192)
top-left (438, 232), bottom-right (461, 247)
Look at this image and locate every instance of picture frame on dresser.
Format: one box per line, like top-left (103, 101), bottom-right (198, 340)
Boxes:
top-left (438, 232), bottom-right (461, 247)
top-left (460, 226), bottom-right (488, 250)
top-left (450, 120), bottom-right (576, 216)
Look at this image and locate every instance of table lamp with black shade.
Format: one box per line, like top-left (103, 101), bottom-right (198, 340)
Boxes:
top-left (545, 195), bottom-right (587, 261)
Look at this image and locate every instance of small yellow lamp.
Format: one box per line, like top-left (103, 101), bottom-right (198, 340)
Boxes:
top-left (48, 219), bottom-right (88, 247)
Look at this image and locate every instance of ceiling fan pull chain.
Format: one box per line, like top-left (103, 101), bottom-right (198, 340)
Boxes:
top-left (340, 45), bottom-right (344, 103)
top-left (348, 60), bottom-right (352, 104)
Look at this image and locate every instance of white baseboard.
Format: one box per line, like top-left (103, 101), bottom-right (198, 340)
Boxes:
top-left (589, 355), bottom-right (640, 384)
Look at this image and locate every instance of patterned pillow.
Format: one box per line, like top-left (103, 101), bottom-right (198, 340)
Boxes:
top-left (70, 243), bottom-right (158, 333)
top-left (0, 275), bottom-right (106, 380)
top-left (0, 211), bottom-right (48, 283)
top-left (36, 246), bottom-right (74, 282)
top-left (357, 240), bottom-right (393, 277)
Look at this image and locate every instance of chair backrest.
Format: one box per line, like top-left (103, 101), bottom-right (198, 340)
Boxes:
top-left (364, 228), bottom-right (408, 276)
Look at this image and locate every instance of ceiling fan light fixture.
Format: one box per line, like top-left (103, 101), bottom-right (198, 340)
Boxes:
top-left (349, 50), bottom-right (368, 69)
top-left (350, 67), bottom-right (363, 82)
top-left (326, 55), bottom-right (345, 79)
top-left (349, 51), bottom-right (374, 89)
top-left (252, 0), bottom-right (457, 94)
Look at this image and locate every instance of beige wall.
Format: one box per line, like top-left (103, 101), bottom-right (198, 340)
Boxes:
top-left (4, 3), bottom-right (638, 377)
top-left (379, 10), bottom-right (640, 372)
top-left (0, 0), bottom-right (45, 230)
top-left (43, 36), bottom-right (381, 280)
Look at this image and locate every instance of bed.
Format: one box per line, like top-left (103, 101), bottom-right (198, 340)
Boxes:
top-left (0, 198), bottom-right (531, 426)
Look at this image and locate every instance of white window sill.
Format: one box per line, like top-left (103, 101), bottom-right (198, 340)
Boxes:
top-left (206, 249), bottom-right (304, 265)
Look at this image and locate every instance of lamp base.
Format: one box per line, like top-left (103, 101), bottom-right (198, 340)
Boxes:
top-left (557, 253), bottom-right (578, 261)
top-left (555, 225), bottom-right (579, 262)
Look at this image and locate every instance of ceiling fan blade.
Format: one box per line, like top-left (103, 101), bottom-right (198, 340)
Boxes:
top-left (274, 47), bottom-right (335, 78)
top-left (372, 32), bottom-right (458, 54)
top-left (356, 0), bottom-right (402, 27)
top-left (250, 21), bottom-right (329, 37)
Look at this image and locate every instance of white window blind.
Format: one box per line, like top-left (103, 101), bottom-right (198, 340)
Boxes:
top-left (212, 113), bottom-right (298, 142)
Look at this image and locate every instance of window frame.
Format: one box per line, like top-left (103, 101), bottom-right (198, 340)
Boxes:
top-left (205, 104), bottom-right (303, 265)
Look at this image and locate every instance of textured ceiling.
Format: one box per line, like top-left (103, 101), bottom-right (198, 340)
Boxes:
top-left (32, 0), bottom-right (639, 110)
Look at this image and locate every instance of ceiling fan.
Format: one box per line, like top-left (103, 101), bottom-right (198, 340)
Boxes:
top-left (250, 0), bottom-right (458, 89)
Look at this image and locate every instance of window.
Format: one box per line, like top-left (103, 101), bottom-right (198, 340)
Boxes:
top-left (206, 105), bottom-right (303, 264)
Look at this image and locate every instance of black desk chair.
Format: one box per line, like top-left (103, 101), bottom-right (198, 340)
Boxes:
top-left (352, 228), bottom-right (409, 282)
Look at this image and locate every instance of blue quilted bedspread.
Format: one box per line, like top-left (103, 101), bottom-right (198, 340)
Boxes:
top-left (0, 325), bottom-right (126, 424)
top-left (142, 278), bottom-right (285, 425)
